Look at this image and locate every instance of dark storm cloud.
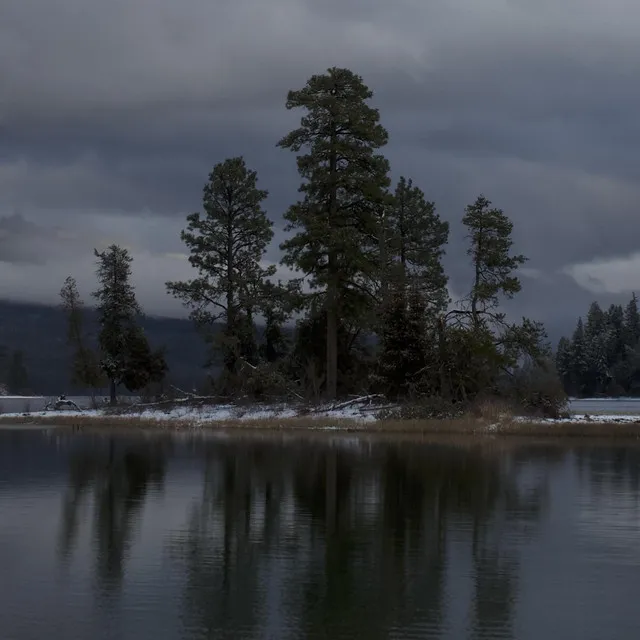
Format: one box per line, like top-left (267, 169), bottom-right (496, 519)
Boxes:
top-left (2, 0), bottom-right (640, 331)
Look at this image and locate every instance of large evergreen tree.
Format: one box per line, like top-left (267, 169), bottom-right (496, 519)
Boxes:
top-left (166, 157), bottom-right (276, 389)
top-left (278, 67), bottom-right (391, 400)
top-left (93, 245), bottom-right (166, 404)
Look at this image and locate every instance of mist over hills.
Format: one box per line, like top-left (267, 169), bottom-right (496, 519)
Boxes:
top-left (0, 300), bottom-right (207, 394)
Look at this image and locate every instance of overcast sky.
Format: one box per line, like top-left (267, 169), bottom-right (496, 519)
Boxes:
top-left (2, 0), bottom-right (640, 342)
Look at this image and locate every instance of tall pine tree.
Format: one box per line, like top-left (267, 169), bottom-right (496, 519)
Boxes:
top-left (166, 157), bottom-right (276, 389)
top-left (444, 195), bottom-right (545, 398)
top-left (462, 194), bottom-right (526, 329)
top-left (278, 67), bottom-right (391, 400)
top-left (93, 245), bottom-right (166, 404)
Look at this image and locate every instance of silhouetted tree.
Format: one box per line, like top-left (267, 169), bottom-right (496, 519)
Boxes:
top-left (167, 157), bottom-right (277, 392)
top-left (279, 67), bottom-right (391, 399)
top-left (93, 245), bottom-right (166, 403)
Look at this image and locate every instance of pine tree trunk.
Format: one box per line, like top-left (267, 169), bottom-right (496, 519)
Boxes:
top-left (109, 378), bottom-right (117, 405)
top-left (326, 126), bottom-right (339, 401)
top-left (326, 257), bottom-right (339, 401)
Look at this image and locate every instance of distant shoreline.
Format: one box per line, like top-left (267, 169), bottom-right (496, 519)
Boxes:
top-left (2, 409), bottom-right (640, 438)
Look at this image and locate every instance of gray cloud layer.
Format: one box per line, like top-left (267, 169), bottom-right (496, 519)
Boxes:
top-left (2, 0), bottom-right (640, 340)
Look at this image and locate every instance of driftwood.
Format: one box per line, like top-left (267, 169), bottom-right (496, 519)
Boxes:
top-left (329, 394), bottom-right (385, 410)
top-left (132, 386), bottom-right (229, 410)
top-left (307, 394), bottom-right (386, 414)
top-left (168, 385), bottom-right (213, 399)
top-left (45, 395), bottom-right (82, 411)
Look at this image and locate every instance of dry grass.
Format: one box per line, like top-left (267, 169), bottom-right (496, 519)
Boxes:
top-left (469, 397), bottom-right (516, 422)
top-left (470, 398), bottom-right (515, 424)
top-left (2, 411), bottom-right (640, 439)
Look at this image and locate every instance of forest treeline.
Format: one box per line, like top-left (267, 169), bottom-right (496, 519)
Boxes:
top-left (57, 67), bottom-right (565, 415)
top-left (556, 294), bottom-right (640, 397)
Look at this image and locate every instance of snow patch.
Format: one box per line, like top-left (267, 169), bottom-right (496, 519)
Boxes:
top-left (0, 400), bottom-right (387, 426)
top-left (515, 414), bottom-right (640, 424)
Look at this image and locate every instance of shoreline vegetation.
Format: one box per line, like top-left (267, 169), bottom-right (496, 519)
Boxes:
top-left (2, 395), bottom-right (640, 438)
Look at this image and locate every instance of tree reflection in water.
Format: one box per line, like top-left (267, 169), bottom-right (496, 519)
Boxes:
top-left (58, 434), bottom-right (167, 594)
top-left (169, 437), bottom-right (556, 640)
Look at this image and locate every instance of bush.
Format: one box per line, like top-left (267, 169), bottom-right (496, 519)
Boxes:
top-left (507, 359), bottom-right (569, 419)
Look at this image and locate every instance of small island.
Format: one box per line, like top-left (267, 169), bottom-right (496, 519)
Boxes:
top-left (2, 68), bottom-right (639, 438)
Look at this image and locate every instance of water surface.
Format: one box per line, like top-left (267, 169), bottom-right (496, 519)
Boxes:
top-left (569, 397), bottom-right (640, 415)
top-left (1, 428), bottom-right (640, 639)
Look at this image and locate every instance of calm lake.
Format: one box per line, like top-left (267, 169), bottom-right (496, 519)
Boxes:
top-left (2, 429), bottom-right (640, 639)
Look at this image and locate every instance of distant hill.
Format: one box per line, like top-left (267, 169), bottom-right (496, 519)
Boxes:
top-left (0, 300), bottom-right (209, 394)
